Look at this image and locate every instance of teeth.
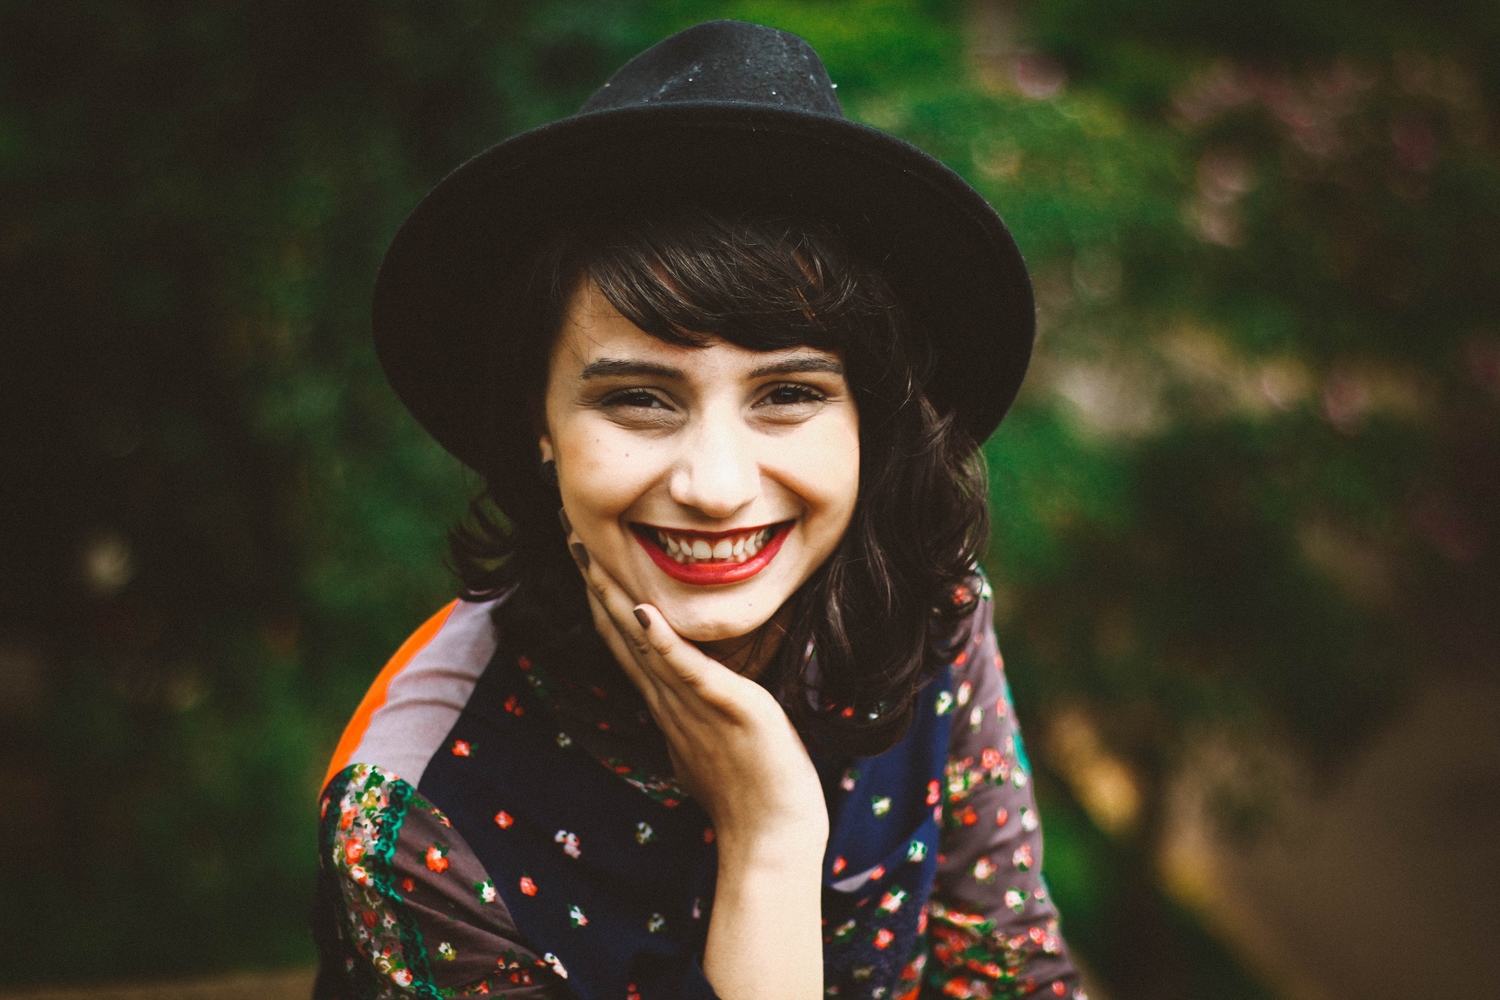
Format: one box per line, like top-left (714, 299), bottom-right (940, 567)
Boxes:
top-left (652, 526), bottom-right (780, 565)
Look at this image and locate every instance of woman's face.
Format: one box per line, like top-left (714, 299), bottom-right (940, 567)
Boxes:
top-left (540, 280), bottom-right (861, 646)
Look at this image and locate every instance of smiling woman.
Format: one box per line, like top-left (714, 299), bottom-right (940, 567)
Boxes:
top-left (540, 273), bottom-right (861, 641)
top-left (313, 20), bottom-right (1080, 1000)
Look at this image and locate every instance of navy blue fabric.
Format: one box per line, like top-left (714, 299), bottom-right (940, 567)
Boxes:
top-left (419, 641), bottom-right (955, 998)
top-left (816, 666), bottom-right (951, 988)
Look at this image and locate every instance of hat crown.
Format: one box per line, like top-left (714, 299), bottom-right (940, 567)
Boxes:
top-left (580, 20), bottom-right (843, 118)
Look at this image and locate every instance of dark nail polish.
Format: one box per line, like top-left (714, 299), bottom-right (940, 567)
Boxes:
top-left (633, 607), bottom-right (649, 629)
top-left (570, 542), bottom-right (589, 569)
top-left (558, 508), bottom-right (572, 536)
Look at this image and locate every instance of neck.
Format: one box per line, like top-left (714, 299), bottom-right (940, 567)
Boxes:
top-left (694, 609), bottom-right (791, 681)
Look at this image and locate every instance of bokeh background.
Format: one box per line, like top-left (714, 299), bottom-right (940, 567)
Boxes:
top-left (2, 1), bottom-right (1497, 997)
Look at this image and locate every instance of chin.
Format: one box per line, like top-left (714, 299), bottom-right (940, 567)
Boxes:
top-left (654, 598), bottom-right (775, 644)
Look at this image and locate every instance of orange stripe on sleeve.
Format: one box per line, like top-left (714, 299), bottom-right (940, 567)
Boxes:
top-left (321, 600), bottom-right (459, 792)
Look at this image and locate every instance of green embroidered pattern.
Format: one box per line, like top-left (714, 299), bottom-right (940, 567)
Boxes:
top-left (323, 764), bottom-right (440, 998)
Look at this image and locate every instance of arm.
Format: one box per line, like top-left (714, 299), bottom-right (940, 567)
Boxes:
top-left (313, 763), bottom-right (561, 998)
top-left (567, 538), bottom-right (827, 1000)
top-left (924, 581), bottom-right (1082, 999)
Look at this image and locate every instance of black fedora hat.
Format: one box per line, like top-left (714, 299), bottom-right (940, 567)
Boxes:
top-left (373, 19), bottom-right (1035, 474)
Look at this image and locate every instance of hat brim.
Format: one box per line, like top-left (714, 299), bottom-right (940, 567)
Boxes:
top-left (373, 102), bottom-right (1035, 473)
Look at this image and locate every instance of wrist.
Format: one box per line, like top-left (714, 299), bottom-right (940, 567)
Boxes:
top-left (715, 820), bottom-right (828, 879)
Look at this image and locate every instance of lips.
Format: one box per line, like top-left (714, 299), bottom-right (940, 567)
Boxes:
top-left (631, 522), bottom-right (792, 585)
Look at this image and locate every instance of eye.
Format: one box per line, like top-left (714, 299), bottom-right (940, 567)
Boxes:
top-left (602, 389), bottom-right (671, 409)
top-left (759, 383), bottom-right (829, 407)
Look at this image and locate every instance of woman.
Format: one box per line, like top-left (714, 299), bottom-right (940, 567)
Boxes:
top-left (313, 20), bottom-right (1081, 1000)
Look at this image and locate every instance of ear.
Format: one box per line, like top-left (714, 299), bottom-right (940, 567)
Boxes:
top-left (530, 388), bottom-right (554, 465)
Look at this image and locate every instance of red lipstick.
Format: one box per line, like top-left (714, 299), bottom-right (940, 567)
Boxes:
top-left (631, 522), bottom-right (792, 586)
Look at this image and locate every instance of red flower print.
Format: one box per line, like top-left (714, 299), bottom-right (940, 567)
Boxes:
top-left (874, 928), bottom-right (895, 949)
top-left (452, 739), bottom-right (471, 757)
top-left (954, 650), bottom-right (968, 667)
top-left (426, 844), bottom-right (449, 873)
top-left (518, 656), bottom-right (531, 671)
top-left (841, 705), bottom-right (855, 718)
top-left (591, 685), bottom-right (607, 699)
top-left (996, 808), bottom-right (1010, 827)
top-left (1052, 983), bottom-right (1067, 996)
top-left (926, 780), bottom-right (941, 806)
top-left (869, 865), bottom-right (886, 881)
top-left (960, 806), bottom-right (978, 826)
top-left (401, 877), bottom-right (415, 893)
top-left (344, 838), bottom-right (364, 864)
top-left (519, 876), bottom-right (537, 896)
top-left (703, 827), bottom-right (715, 843)
top-left (339, 805), bottom-right (356, 830)
top-left (504, 694), bottom-right (523, 715)
top-left (362, 910), bottom-right (377, 928)
top-left (832, 856), bottom-right (847, 874)
top-left (981, 748), bottom-right (1002, 770)
top-left (1014, 843), bottom-right (1034, 871)
top-left (494, 810), bottom-right (514, 828)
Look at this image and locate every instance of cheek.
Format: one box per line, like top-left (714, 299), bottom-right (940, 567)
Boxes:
top-left (783, 419), bottom-right (860, 531)
top-left (554, 425), bottom-right (661, 528)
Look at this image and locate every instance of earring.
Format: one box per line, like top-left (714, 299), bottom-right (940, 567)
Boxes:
top-left (539, 459), bottom-right (558, 488)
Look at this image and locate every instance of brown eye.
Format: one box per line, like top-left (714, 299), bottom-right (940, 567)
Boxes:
top-left (761, 384), bottom-right (827, 406)
top-left (605, 389), bottom-right (669, 409)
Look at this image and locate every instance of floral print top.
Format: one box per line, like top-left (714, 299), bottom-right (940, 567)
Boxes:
top-left (311, 576), bottom-right (1081, 999)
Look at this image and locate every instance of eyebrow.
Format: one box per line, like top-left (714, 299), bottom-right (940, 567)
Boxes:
top-left (578, 359), bottom-right (684, 380)
top-left (577, 354), bottom-right (845, 381)
top-left (747, 356), bottom-right (845, 379)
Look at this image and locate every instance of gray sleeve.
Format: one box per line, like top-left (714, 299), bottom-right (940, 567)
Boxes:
top-left (924, 582), bottom-right (1084, 999)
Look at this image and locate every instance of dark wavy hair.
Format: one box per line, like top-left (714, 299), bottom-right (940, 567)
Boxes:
top-left (450, 207), bottom-right (989, 758)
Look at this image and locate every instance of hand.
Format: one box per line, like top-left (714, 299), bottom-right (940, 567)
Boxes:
top-left (566, 532), bottom-right (827, 999)
top-left (564, 535), bottom-right (829, 856)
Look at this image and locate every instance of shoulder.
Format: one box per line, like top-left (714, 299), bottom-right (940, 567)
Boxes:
top-left (933, 571), bottom-right (1015, 741)
top-left (322, 597), bottom-right (505, 794)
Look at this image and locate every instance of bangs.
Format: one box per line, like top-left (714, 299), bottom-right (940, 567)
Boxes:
top-left (568, 209), bottom-right (901, 360)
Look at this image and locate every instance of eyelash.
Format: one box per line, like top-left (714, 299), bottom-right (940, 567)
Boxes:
top-left (759, 383), bottom-right (828, 406)
top-left (599, 383), bottom-right (829, 409)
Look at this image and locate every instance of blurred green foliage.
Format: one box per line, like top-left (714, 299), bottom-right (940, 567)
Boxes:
top-left (2, 0), bottom-right (1496, 995)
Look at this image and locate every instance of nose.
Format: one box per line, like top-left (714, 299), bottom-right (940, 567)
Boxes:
top-left (668, 409), bottom-right (760, 520)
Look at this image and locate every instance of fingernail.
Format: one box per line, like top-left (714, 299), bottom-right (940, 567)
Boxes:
top-left (633, 607), bottom-right (649, 629)
top-left (570, 542), bottom-right (589, 569)
top-left (558, 508), bottom-right (572, 536)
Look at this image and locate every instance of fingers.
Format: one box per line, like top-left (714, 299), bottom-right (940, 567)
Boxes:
top-left (565, 537), bottom-right (724, 702)
top-left (583, 585), bottom-right (661, 699)
top-left (570, 543), bottom-right (652, 660)
top-left (630, 603), bottom-right (697, 677)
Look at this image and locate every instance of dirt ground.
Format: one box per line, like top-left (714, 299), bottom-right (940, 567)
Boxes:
top-left (1162, 673), bottom-right (1500, 1000)
top-left (0, 969), bottom-right (315, 1000)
